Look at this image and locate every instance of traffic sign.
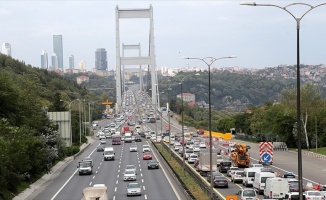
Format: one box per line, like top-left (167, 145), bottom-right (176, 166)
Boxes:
top-left (166, 130), bottom-right (170, 134)
top-left (261, 152), bottom-right (271, 163)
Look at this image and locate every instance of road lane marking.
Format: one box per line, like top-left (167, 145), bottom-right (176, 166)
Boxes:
top-left (116, 180), bottom-right (118, 184)
top-left (115, 187), bottom-right (117, 192)
top-left (141, 173), bottom-right (143, 177)
top-left (143, 186), bottom-right (145, 190)
top-left (96, 171), bottom-right (98, 173)
top-left (89, 182), bottom-right (92, 186)
top-left (117, 174), bottom-right (119, 178)
top-left (118, 169), bottom-right (120, 173)
top-left (113, 196), bottom-right (116, 200)
top-left (145, 194), bottom-right (147, 199)
top-left (92, 176), bottom-right (95, 179)
top-left (142, 179), bottom-right (144, 182)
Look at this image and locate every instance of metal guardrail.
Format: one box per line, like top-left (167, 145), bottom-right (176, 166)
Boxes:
top-left (160, 142), bottom-right (224, 200)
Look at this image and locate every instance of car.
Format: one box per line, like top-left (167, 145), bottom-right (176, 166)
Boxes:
top-left (199, 142), bottom-right (206, 148)
top-left (213, 176), bottom-right (228, 188)
top-left (193, 145), bottom-right (200, 152)
top-left (304, 191), bottom-right (324, 200)
top-left (83, 157), bottom-right (93, 164)
top-left (261, 167), bottom-right (274, 173)
top-left (174, 143), bottom-right (182, 151)
top-left (219, 161), bottom-right (232, 173)
top-left (126, 182), bottom-right (142, 196)
top-left (237, 188), bottom-right (257, 200)
top-left (250, 163), bottom-right (264, 170)
top-left (178, 146), bottom-right (184, 154)
top-left (227, 166), bottom-right (239, 177)
top-left (185, 148), bottom-right (194, 159)
top-left (125, 165), bottom-right (137, 174)
top-left (143, 152), bottom-right (152, 160)
top-left (231, 170), bottom-right (245, 183)
top-left (123, 170), bottom-right (137, 181)
top-left (135, 136), bottom-right (142, 142)
top-left (142, 145), bottom-right (151, 153)
top-left (97, 145), bottom-right (105, 152)
top-left (217, 155), bottom-right (223, 166)
top-left (229, 142), bottom-right (236, 147)
top-left (100, 139), bottom-right (106, 144)
top-left (284, 192), bottom-right (306, 200)
top-left (187, 153), bottom-right (198, 163)
top-left (129, 145), bottom-right (138, 152)
top-left (186, 141), bottom-right (194, 149)
top-left (147, 160), bottom-right (159, 169)
top-left (282, 171), bottom-right (296, 178)
top-left (207, 171), bottom-right (223, 182)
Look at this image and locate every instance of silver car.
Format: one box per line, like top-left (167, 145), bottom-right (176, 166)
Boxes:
top-left (123, 170), bottom-right (136, 181)
top-left (237, 188), bottom-right (257, 200)
top-left (125, 165), bottom-right (137, 175)
top-left (126, 182), bottom-right (142, 196)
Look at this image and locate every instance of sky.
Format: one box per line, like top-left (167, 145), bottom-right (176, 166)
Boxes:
top-left (0, 0), bottom-right (326, 70)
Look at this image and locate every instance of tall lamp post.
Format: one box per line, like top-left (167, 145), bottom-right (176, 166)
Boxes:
top-left (184, 56), bottom-right (236, 198)
top-left (241, 2), bottom-right (326, 199)
top-left (60, 99), bottom-right (80, 145)
top-left (178, 73), bottom-right (200, 176)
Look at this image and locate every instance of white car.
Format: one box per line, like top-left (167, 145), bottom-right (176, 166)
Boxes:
top-left (185, 148), bottom-right (194, 159)
top-left (100, 139), bottom-right (106, 144)
top-left (217, 155), bottom-right (223, 166)
top-left (237, 188), bottom-right (257, 200)
top-left (229, 142), bottom-right (236, 147)
top-left (125, 165), bottom-right (137, 175)
top-left (193, 145), bottom-right (200, 152)
top-left (227, 166), bottom-right (239, 177)
top-left (199, 142), bottom-right (206, 148)
top-left (174, 143), bottom-right (182, 151)
top-left (142, 145), bottom-right (151, 153)
top-left (126, 183), bottom-right (141, 196)
top-left (129, 145), bottom-right (138, 152)
top-left (124, 170), bottom-right (137, 181)
top-left (304, 191), bottom-right (324, 200)
top-left (231, 170), bottom-right (245, 183)
top-left (187, 153), bottom-right (198, 163)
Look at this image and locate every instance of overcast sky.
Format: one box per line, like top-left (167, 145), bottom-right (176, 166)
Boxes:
top-left (0, 0), bottom-right (326, 70)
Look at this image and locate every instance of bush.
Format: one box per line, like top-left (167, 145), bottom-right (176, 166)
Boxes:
top-left (64, 145), bottom-right (80, 156)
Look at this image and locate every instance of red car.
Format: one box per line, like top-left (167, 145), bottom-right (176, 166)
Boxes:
top-left (143, 152), bottom-right (152, 160)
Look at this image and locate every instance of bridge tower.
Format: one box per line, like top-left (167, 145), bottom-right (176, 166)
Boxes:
top-left (115, 4), bottom-right (158, 111)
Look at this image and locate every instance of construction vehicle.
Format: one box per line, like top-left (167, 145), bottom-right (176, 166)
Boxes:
top-left (229, 143), bottom-right (250, 168)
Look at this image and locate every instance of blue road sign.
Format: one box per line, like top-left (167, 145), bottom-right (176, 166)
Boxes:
top-left (261, 152), bottom-right (271, 163)
top-left (166, 130), bottom-right (170, 134)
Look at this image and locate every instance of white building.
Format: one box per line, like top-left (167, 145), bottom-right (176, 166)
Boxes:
top-left (1, 43), bottom-right (11, 56)
top-left (51, 53), bottom-right (58, 70)
top-left (177, 93), bottom-right (196, 102)
top-left (79, 60), bottom-right (86, 73)
top-left (41, 50), bottom-right (48, 69)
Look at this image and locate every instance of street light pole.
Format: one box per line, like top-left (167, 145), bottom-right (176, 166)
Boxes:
top-left (184, 56), bottom-right (236, 199)
top-left (241, 2), bottom-right (326, 199)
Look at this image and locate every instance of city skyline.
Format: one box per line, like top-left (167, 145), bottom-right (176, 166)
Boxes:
top-left (0, 1), bottom-right (325, 71)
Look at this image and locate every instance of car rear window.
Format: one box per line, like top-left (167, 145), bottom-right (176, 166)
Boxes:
top-left (221, 162), bottom-right (231, 166)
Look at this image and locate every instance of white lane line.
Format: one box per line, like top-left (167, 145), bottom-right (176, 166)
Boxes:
top-left (96, 171), bottom-right (98, 174)
top-left (143, 186), bottom-right (146, 190)
top-left (89, 182), bottom-right (92, 186)
top-left (141, 173), bottom-right (143, 177)
top-left (115, 187), bottom-right (117, 192)
top-left (117, 174), bottom-right (119, 178)
top-left (100, 162), bottom-right (102, 165)
top-left (98, 166), bottom-right (100, 169)
top-left (145, 194), bottom-right (147, 199)
top-left (92, 176), bottom-right (95, 179)
top-left (142, 179), bottom-right (144, 182)
top-left (113, 196), bottom-right (116, 200)
top-left (118, 169), bottom-right (120, 173)
top-left (51, 147), bottom-right (97, 200)
top-left (140, 168), bottom-right (142, 172)
top-left (119, 165), bottom-right (120, 168)
top-left (116, 180), bottom-right (118, 184)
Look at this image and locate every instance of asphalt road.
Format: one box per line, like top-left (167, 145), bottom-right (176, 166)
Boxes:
top-left (32, 119), bottom-right (186, 200)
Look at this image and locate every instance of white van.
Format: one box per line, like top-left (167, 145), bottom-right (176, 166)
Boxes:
top-left (253, 172), bottom-right (275, 194)
top-left (264, 178), bottom-right (290, 199)
top-left (243, 168), bottom-right (261, 187)
top-left (103, 147), bottom-right (115, 161)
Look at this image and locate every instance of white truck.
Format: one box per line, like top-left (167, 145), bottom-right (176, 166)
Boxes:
top-left (82, 184), bottom-right (108, 200)
top-left (264, 178), bottom-right (289, 199)
top-left (198, 152), bottom-right (217, 176)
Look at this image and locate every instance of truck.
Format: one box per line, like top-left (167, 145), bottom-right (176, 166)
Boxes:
top-left (197, 152), bottom-right (217, 176)
top-left (77, 160), bottom-right (93, 175)
top-left (229, 143), bottom-right (251, 168)
top-left (123, 126), bottom-right (130, 134)
top-left (82, 184), bottom-right (108, 200)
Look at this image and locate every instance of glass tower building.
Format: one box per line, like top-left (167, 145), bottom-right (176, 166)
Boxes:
top-left (95, 48), bottom-right (108, 70)
top-left (69, 55), bottom-right (74, 69)
top-left (41, 50), bottom-right (48, 69)
top-left (53, 35), bottom-right (63, 70)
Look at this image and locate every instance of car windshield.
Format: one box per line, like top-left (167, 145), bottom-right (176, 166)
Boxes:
top-left (104, 151), bottom-right (113, 155)
top-left (236, 172), bottom-right (245, 176)
top-left (130, 145), bottom-right (137, 148)
top-left (243, 190), bottom-right (256, 197)
top-left (186, 150), bottom-right (193, 153)
top-left (127, 184), bottom-right (139, 189)
top-left (126, 165), bottom-right (135, 169)
top-left (190, 155), bottom-right (197, 158)
top-left (221, 162), bottom-right (231, 166)
top-left (125, 170), bottom-right (134, 174)
top-left (80, 162), bottom-right (91, 167)
top-left (248, 172), bottom-right (256, 177)
top-left (307, 192), bottom-right (322, 196)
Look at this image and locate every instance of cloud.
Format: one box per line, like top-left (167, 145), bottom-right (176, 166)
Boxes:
top-left (0, 8), bottom-right (12, 15)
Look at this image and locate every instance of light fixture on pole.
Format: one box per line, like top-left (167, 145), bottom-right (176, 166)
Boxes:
top-left (178, 73), bottom-right (200, 176)
top-left (184, 56), bottom-right (236, 199)
top-left (241, 2), bottom-right (325, 199)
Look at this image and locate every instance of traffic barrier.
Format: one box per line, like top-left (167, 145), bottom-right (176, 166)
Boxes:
top-left (303, 151), bottom-right (326, 160)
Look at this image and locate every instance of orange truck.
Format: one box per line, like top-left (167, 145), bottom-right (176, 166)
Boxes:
top-left (229, 143), bottom-right (251, 168)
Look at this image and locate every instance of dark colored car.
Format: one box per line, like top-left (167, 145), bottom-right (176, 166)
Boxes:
top-left (97, 145), bottom-right (104, 152)
top-left (219, 161), bottom-right (232, 173)
top-left (147, 160), bottom-right (159, 169)
top-left (207, 172), bottom-right (223, 182)
top-left (135, 136), bottom-right (142, 142)
top-left (213, 176), bottom-right (228, 188)
top-left (140, 132), bottom-right (146, 138)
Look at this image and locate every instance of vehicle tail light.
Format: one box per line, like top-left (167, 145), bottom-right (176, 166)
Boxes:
top-left (307, 197), bottom-right (310, 200)
top-left (270, 191), bottom-right (272, 198)
top-left (321, 197), bottom-right (325, 200)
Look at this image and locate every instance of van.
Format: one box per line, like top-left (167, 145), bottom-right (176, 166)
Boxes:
top-left (264, 178), bottom-right (289, 199)
top-left (284, 192), bottom-right (306, 200)
top-left (103, 147), bottom-right (115, 161)
top-left (243, 168), bottom-right (261, 187)
top-left (253, 171), bottom-right (275, 194)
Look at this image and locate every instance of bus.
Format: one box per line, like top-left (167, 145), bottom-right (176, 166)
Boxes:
top-left (112, 135), bottom-right (121, 145)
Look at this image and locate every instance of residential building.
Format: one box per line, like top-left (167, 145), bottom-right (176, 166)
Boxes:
top-left (95, 48), bottom-right (108, 70)
top-left (1, 43), bottom-right (11, 56)
top-left (76, 75), bottom-right (89, 85)
top-left (177, 93), bottom-right (195, 102)
top-left (79, 60), bottom-right (86, 73)
top-left (53, 35), bottom-right (63, 70)
top-left (41, 50), bottom-right (48, 69)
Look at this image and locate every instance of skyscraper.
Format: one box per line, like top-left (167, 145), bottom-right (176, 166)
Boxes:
top-left (69, 55), bottom-right (74, 69)
top-left (41, 50), bottom-right (48, 69)
top-left (53, 35), bottom-right (63, 70)
top-left (1, 43), bottom-right (11, 56)
top-left (95, 48), bottom-right (108, 70)
top-left (51, 53), bottom-right (58, 70)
